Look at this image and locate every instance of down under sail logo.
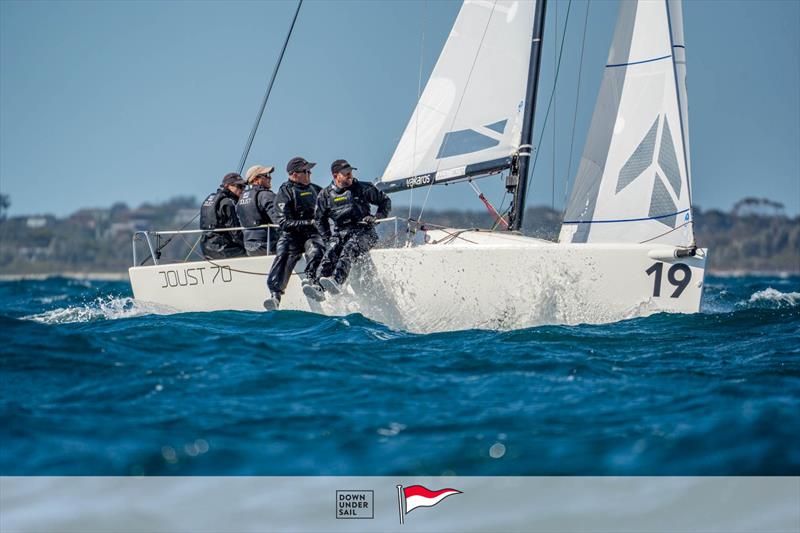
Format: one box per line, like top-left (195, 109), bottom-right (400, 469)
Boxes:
top-left (396, 484), bottom-right (462, 524)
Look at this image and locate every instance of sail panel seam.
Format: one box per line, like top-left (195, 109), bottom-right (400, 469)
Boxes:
top-left (606, 54), bottom-right (671, 68)
top-left (563, 208), bottom-right (690, 224)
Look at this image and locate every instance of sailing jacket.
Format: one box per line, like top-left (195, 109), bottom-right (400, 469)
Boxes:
top-left (199, 187), bottom-right (244, 258)
top-left (315, 179), bottom-right (391, 240)
top-left (274, 180), bottom-right (321, 236)
top-left (235, 184), bottom-right (278, 249)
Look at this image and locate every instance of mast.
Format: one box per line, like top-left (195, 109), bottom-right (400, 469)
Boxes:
top-left (507, 0), bottom-right (548, 231)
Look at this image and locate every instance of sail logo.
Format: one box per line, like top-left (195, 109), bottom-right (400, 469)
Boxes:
top-left (616, 115), bottom-right (683, 227)
top-left (436, 120), bottom-right (508, 159)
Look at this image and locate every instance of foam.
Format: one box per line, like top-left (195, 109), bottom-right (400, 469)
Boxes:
top-left (746, 287), bottom-right (799, 308)
top-left (23, 296), bottom-right (177, 325)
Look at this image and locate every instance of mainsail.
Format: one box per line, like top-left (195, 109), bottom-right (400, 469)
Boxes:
top-left (560, 0), bottom-right (694, 246)
top-left (378, 0), bottom-right (537, 193)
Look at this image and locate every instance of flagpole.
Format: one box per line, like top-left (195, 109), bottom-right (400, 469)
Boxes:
top-left (396, 485), bottom-right (404, 524)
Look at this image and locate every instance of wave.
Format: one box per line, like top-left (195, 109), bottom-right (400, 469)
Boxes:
top-left (22, 296), bottom-right (177, 325)
top-left (745, 287), bottom-right (799, 308)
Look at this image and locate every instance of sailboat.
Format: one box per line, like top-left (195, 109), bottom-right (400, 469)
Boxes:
top-left (128, 0), bottom-right (707, 333)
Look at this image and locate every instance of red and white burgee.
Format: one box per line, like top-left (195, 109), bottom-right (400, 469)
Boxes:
top-left (403, 485), bottom-right (461, 513)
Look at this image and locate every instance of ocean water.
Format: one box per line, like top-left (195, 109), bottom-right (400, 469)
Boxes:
top-left (1, 275), bottom-right (798, 476)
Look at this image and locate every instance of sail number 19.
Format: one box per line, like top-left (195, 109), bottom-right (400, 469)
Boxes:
top-left (645, 262), bottom-right (691, 298)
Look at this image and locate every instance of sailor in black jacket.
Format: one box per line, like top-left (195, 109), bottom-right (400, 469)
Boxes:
top-left (237, 165), bottom-right (279, 255)
top-left (263, 156), bottom-right (325, 310)
top-left (312, 159), bottom-right (391, 296)
top-left (199, 172), bottom-right (246, 259)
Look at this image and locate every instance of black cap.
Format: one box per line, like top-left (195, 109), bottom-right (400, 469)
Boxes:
top-left (331, 159), bottom-right (357, 175)
top-left (286, 156), bottom-right (316, 174)
top-left (221, 172), bottom-right (246, 186)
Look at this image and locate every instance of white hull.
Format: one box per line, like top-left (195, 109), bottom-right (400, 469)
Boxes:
top-left (129, 231), bottom-right (707, 333)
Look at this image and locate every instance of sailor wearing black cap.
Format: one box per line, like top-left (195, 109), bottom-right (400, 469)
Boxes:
top-left (199, 172), bottom-right (246, 259)
top-left (264, 157), bottom-right (325, 310)
top-left (310, 159), bottom-right (391, 297)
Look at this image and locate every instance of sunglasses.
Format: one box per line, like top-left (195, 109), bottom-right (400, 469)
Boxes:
top-left (256, 173), bottom-right (272, 179)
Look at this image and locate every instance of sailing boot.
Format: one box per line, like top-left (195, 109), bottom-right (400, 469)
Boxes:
top-left (262, 292), bottom-right (282, 311)
top-left (302, 283), bottom-right (325, 302)
top-left (319, 276), bottom-right (342, 295)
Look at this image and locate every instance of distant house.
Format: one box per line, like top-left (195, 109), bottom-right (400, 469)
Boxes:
top-left (173, 208), bottom-right (198, 227)
top-left (109, 221), bottom-right (138, 236)
top-left (25, 217), bottom-right (48, 229)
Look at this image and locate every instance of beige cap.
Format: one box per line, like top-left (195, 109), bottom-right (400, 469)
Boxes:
top-left (245, 165), bottom-right (276, 182)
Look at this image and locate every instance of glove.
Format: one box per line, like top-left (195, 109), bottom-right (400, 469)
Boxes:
top-left (301, 219), bottom-right (315, 226)
top-left (361, 215), bottom-right (377, 225)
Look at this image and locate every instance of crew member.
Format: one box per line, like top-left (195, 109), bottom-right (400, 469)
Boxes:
top-left (313, 159), bottom-right (391, 295)
top-left (263, 156), bottom-right (325, 310)
top-left (199, 172), bottom-right (246, 259)
top-left (237, 164), bottom-right (278, 255)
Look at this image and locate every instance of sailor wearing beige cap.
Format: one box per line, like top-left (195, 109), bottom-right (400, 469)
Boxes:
top-left (236, 165), bottom-right (278, 256)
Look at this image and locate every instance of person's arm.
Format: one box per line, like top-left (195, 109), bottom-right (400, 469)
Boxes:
top-left (221, 198), bottom-right (243, 244)
top-left (365, 184), bottom-right (392, 219)
top-left (314, 192), bottom-right (332, 241)
top-left (221, 198), bottom-right (241, 227)
top-left (260, 190), bottom-right (279, 225)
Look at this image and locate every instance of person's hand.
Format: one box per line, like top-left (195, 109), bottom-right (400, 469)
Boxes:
top-left (361, 215), bottom-right (377, 225)
top-left (301, 219), bottom-right (315, 226)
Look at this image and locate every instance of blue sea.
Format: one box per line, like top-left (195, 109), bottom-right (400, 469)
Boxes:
top-left (1, 275), bottom-right (798, 476)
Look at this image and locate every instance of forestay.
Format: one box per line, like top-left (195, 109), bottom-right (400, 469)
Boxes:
top-left (560, 0), bottom-right (694, 246)
top-left (379, 0), bottom-right (537, 193)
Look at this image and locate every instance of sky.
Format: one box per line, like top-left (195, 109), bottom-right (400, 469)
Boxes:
top-left (1, 0), bottom-right (798, 217)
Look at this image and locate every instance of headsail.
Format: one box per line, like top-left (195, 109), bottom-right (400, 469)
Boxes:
top-left (560, 0), bottom-right (694, 246)
top-left (378, 0), bottom-right (537, 193)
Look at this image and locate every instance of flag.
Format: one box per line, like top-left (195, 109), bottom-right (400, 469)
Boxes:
top-left (398, 485), bottom-right (461, 520)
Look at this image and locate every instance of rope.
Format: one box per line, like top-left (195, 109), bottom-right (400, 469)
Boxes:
top-left (638, 220), bottom-right (692, 244)
top-left (564, 0), bottom-right (590, 209)
top-left (237, 0), bottom-right (303, 174)
top-left (490, 191), bottom-right (510, 230)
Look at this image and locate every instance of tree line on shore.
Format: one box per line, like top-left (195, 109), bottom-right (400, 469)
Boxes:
top-left (0, 195), bottom-right (797, 275)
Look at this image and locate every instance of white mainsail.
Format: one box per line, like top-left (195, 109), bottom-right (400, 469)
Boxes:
top-left (379, 0), bottom-right (537, 192)
top-left (560, 0), bottom-right (694, 246)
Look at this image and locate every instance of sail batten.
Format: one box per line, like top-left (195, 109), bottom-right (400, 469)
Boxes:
top-left (560, 0), bottom-right (694, 247)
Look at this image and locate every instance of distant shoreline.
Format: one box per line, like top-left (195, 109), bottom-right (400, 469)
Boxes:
top-left (0, 272), bottom-right (129, 282)
top-left (0, 270), bottom-right (796, 282)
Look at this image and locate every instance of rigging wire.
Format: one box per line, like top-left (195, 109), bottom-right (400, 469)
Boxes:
top-left (138, 1), bottom-right (302, 266)
top-left (408, 0), bottom-right (427, 227)
top-left (237, 0), bottom-right (303, 174)
top-left (530, 0), bottom-right (573, 181)
top-left (563, 0), bottom-right (590, 210)
top-left (552, 0), bottom-right (558, 210)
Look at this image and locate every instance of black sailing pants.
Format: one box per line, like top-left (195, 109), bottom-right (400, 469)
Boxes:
top-left (266, 232), bottom-right (324, 295)
top-left (318, 228), bottom-right (378, 285)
